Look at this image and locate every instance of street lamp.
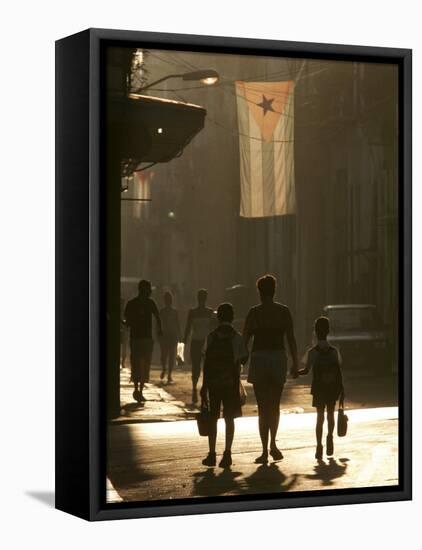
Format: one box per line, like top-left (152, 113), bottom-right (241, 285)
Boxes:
top-left (131, 69), bottom-right (219, 94)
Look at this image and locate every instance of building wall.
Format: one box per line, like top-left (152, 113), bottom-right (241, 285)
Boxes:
top-left (117, 48), bottom-right (398, 351)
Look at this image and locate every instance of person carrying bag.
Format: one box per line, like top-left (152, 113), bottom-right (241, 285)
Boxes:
top-left (199, 303), bottom-right (248, 468)
top-left (298, 316), bottom-right (345, 459)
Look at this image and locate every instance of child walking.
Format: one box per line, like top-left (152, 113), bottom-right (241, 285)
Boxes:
top-left (200, 303), bottom-right (248, 468)
top-left (299, 316), bottom-right (344, 459)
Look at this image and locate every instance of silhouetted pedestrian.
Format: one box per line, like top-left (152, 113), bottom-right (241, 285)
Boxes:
top-left (159, 291), bottom-right (181, 384)
top-left (124, 279), bottom-right (162, 402)
top-left (200, 303), bottom-right (248, 468)
top-left (183, 289), bottom-right (214, 404)
top-left (243, 274), bottom-right (299, 464)
top-left (299, 316), bottom-right (344, 459)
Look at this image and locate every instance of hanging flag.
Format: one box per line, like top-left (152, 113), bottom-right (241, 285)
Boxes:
top-left (235, 81), bottom-right (296, 217)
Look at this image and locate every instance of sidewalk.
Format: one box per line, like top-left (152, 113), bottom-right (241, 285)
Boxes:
top-left (114, 364), bottom-right (398, 423)
top-left (111, 367), bottom-right (197, 424)
top-left (107, 406), bottom-right (399, 503)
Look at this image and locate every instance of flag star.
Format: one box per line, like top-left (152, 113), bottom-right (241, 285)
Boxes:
top-left (257, 95), bottom-right (275, 115)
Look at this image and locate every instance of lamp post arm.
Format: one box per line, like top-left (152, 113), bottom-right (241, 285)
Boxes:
top-left (133, 74), bottom-right (184, 94)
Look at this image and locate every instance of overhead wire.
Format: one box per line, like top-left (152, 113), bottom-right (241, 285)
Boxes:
top-left (143, 51), bottom-right (395, 145)
top-left (147, 50), bottom-right (303, 141)
top-left (147, 50), bottom-right (329, 121)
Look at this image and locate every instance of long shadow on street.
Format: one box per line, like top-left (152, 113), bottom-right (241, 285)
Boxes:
top-left (192, 462), bottom-right (299, 497)
top-left (244, 463), bottom-right (299, 494)
top-left (305, 457), bottom-right (349, 486)
top-left (192, 468), bottom-right (244, 496)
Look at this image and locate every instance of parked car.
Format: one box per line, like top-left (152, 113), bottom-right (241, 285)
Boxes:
top-left (321, 304), bottom-right (391, 374)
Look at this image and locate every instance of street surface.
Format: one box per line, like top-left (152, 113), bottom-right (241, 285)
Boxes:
top-left (118, 363), bottom-right (398, 420)
top-left (107, 406), bottom-right (398, 503)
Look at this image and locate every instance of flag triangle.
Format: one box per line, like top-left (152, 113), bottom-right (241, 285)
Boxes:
top-left (237, 81), bottom-right (294, 142)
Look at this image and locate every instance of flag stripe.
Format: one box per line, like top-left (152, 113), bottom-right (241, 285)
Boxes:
top-left (273, 91), bottom-right (295, 214)
top-left (236, 90), bottom-right (252, 216)
top-left (249, 112), bottom-right (263, 217)
top-left (262, 136), bottom-right (274, 216)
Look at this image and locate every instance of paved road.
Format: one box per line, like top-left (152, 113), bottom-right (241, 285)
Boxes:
top-left (107, 407), bottom-right (398, 503)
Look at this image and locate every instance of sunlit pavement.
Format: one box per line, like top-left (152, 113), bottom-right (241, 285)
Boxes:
top-left (112, 368), bottom-right (189, 424)
top-left (107, 406), bottom-right (398, 503)
top-left (116, 365), bottom-right (398, 422)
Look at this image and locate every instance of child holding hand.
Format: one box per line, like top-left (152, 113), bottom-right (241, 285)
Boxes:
top-left (299, 316), bottom-right (344, 459)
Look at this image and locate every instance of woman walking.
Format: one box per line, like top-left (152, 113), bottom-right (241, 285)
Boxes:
top-left (243, 274), bottom-right (299, 464)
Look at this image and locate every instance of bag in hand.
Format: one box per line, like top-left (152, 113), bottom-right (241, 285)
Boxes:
top-left (176, 342), bottom-right (185, 367)
top-left (337, 393), bottom-right (348, 437)
top-left (196, 399), bottom-right (211, 437)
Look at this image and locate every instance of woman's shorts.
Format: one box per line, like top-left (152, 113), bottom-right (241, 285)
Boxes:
top-left (247, 349), bottom-right (287, 386)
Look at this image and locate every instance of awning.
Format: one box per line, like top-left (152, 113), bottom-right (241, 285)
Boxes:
top-left (107, 93), bottom-right (207, 164)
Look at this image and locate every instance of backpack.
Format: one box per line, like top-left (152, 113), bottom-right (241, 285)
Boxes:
top-left (204, 327), bottom-right (236, 388)
top-left (312, 345), bottom-right (343, 394)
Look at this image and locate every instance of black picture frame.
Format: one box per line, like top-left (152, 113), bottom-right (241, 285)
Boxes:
top-left (55, 28), bottom-right (412, 521)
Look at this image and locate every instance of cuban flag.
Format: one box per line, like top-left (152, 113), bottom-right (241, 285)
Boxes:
top-left (235, 81), bottom-right (296, 217)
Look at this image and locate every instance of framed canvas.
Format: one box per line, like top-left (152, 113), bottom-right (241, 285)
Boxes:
top-left (55, 28), bottom-right (412, 521)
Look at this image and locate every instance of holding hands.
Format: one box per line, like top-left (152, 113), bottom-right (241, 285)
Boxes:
top-left (298, 368), bottom-right (309, 376)
top-left (290, 367), bottom-right (299, 379)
